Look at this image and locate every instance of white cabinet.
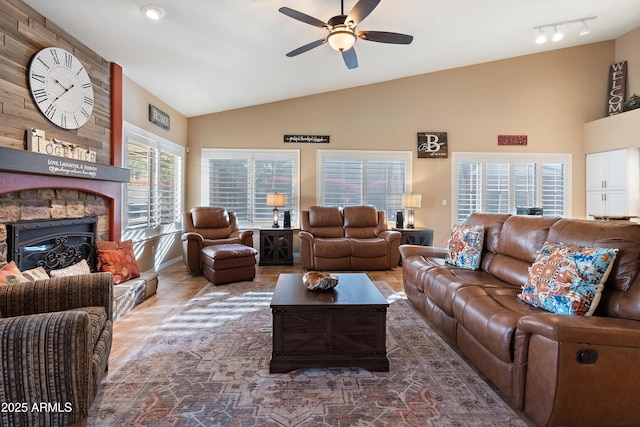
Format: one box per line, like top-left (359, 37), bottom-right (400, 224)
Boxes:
top-left (585, 148), bottom-right (639, 218)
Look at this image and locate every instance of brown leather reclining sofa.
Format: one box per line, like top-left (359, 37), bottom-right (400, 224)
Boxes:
top-left (400, 213), bottom-right (640, 427)
top-left (300, 206), bottom-right (401, 270)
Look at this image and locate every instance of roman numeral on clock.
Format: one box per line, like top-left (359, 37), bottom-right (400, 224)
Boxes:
top-left (31, 73), bottom-right (46, 84)
top-left (64, 52), bottom-right (73, 68)
top-left (33, 88), bottom-right (48, 103)
top-left (45, 104), bottom-right (56, 119)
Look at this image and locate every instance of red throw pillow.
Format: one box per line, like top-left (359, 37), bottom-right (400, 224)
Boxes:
top-left (97, 240), bottom-right (140, 285)
top-left (0, 261), bottom-right (27, 285)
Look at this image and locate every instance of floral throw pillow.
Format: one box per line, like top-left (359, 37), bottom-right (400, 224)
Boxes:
top-left (445, 224), bottom-right (485, 270)
top-left (98, 240), bottom-right (140, 285)
top-left (518, 242), bottom-right (618, 316)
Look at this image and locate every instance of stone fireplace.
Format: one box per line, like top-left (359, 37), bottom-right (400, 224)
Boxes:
top-left (0, 150), bottom-right (128, 265)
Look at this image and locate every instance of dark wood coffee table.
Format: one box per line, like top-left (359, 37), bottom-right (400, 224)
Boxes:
top-left (270, 273), bottom-right (389, 373)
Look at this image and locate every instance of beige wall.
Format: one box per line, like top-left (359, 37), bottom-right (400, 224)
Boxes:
top-left (187, 42), bottom-right (615, 246)
top-left (122, 76), bottom-right (189, 271)
top-left (615, 26), bottom-right (640, 97)
top-left (584, 27), bottom-right (640, 154)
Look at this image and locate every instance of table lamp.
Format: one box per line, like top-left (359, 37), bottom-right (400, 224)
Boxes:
top-left (402, 193), bottom-right (422, 229)
top-left (266, 193), bottom-right (286, 228)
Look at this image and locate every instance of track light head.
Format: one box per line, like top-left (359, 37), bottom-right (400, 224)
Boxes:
top-left (552, 26), bottom-right (564, 42)
top-left (579, 21), bottom-right (591, 36)
top-left (535, 28), bottom-right (546, 44)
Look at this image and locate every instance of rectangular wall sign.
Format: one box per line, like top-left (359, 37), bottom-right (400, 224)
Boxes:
top-left (607, 61), bottom-right (627, 116)
top-left (498, 135), bottom-right (528, 146)
top-left (284, 135), bottom-right (330, 143)
top-left (417, 132), bottom-right (448, 158)
top-left (149, 104), bottom-right (170, 130)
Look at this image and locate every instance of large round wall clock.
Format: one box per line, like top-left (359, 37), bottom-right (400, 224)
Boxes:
top-left (28, 47), bottom-right (94, 130)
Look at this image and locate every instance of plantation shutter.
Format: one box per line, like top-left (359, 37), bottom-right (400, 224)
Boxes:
top-left (127, 139), bottom-right (158, 229)
top-left (456, 161), bottom-right (481, 223)
top-left (484, 162), bottom-right (509, 213)
top-left (541, 163), bottom-right (565, 216)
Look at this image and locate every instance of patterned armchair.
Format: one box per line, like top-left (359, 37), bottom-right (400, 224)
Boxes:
top-left (0, 273), bottom-right (113, 426)
top-left (181, 207), bottom-right (254, 273)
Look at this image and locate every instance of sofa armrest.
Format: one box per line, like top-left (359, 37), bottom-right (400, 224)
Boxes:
top-left (0, 273), bottom-right (113, 321)
top-left (399, 244), bottom-right (448, 260)
top-left (0, 311), bottom-right (92, 426)
top-left (298, 231), bottom-right (315, 269)
top-left (378, 229), bottom-right (401, 242)
top-left (517, 313), bottom-right (640, 347)
top-left (230, 229), bottom-right (254, 247)
top-left (182, 232), bottom-right (205, 273)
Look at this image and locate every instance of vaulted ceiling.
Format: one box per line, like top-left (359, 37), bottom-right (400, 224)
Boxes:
top-left (23, 0), bottom-right (640, 117)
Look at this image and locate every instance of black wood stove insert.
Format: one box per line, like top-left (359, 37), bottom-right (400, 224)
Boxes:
top-left (6, 216), bottom-right (98, 273)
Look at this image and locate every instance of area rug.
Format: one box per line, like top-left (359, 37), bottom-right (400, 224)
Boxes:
top-left (88, 280), bottom-right (528, 426)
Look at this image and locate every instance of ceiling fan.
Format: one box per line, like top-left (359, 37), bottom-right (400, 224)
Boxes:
top-left (279, 0), bottom-right (414, 70)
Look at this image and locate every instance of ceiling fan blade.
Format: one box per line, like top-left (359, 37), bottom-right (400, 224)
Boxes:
top-left (358, 30), bottom-right (414, 44)
top-left (342, 48), bottom-right (358, 69)
top-left (279, 7), bottom-right (327, 29)
top-left (286, 39), bottom-right (327, 57)
top-left (346, 0), bottom-right (381, 26)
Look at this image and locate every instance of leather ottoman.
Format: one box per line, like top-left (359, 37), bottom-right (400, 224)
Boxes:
top-left (201, 244), bottom-right (258, 285)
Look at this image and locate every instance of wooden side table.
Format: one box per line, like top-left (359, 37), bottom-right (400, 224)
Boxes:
top-left (259, 227), bottom-right (294, 266)
top-left (393, 227), bottom-right (434, 265)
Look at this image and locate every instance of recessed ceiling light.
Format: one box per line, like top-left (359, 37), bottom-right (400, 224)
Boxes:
top-left (141, 4), bottom-right (166, 21)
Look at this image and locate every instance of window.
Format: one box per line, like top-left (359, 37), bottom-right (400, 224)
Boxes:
top-left (452, 152), bottom-right (571, 223)
top-left (201, 149), bottom-right (300, 228)
top-left (317, 150), bottom-right (412, 223)
top-left (122, 123), bottom-right (185, 240)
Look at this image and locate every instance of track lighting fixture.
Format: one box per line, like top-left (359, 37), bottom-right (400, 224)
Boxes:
top-left (533, 16), bottom-right (596, 44)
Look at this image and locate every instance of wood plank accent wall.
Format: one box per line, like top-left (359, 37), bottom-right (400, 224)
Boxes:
top-left (0, 0), bottom-right (112, 163)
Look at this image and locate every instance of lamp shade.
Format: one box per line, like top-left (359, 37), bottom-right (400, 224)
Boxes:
top-left (402, 194), bottom-right (422, 208)
top-left (266, 193), bottom-right (286, 207)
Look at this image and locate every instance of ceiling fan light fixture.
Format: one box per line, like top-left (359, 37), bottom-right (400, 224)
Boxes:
top-left (327, 28), bottom-right (357, 52)
top-left (141, 4), bottom-right (166, 21)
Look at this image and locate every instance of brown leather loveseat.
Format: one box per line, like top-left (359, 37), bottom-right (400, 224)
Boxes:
top-left (299, 206), bottom-right (401, 270)
top-left (400, 213), bottom-right (640, 427)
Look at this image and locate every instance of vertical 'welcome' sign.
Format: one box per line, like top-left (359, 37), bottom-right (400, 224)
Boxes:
top-left (607, 61), bottom-right (627, 116)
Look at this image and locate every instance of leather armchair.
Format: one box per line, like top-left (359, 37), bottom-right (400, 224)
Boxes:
top-left (182, 207), bottom-right (254, 273)
top-left (0, 272), bottom-right (113, 427)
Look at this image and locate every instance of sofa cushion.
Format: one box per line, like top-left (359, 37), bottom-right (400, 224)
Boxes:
top-left (487, 216), bottom-right (559, 287)
top-left (350, 238), bottom-right (387, 258)
top-left (313, 238), bottom-right (351, 258)
top-left (191, 207), bottom-right (230, 228)
top-left (547, 218), bottom-right (640, 292)
top-left (343, 206), bottom-right (379, 239)
top-left (445, 224), bottom-right (484, 270)
top-left (518, 242), bottom-right (618, 316)
top-left (307, 206), bottom-right (345, 238)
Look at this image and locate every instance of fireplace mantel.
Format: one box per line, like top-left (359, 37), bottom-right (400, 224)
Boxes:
top-left (0, 146), bottom-right (129, 183)
top-left (0, 146), bottom-right (128, 242)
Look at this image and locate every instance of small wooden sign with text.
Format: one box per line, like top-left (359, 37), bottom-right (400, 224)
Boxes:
top-left (284, 135), bottom-right (330, 143)
top-left (498, 135), bottom-right (527, 146)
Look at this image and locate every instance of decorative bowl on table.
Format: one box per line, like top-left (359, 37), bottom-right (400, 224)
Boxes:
top-left (303, 272), bottom-right (339, 291)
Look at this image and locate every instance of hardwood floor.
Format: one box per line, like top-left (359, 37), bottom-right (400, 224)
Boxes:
top-left (109, 257), bottom-right (405, 373)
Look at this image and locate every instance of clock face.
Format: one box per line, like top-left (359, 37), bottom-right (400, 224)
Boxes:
top-left (28, 47), bottom-right (94, 130)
